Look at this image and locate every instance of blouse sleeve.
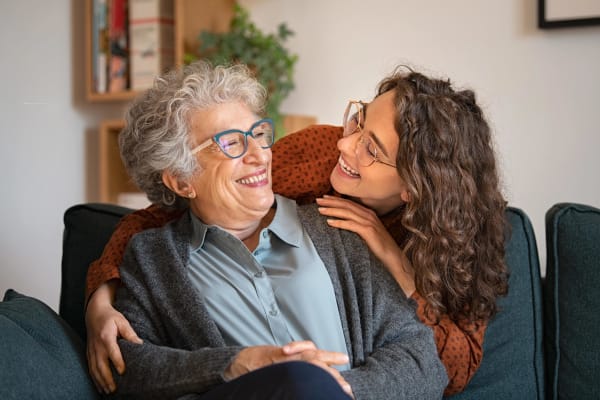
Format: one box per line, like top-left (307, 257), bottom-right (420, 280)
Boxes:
top-left (410, 290), bottom-right (487, 396)
top-left (85, 205), bottom-right (183, 300)
top-left (272, 124), bottom-right (342, 204)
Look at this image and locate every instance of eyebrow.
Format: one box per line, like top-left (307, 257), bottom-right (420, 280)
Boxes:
top-left (366, 130), bottom-right (392, 158)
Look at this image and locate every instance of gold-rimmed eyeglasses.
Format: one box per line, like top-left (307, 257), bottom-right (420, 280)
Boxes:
top-left (343, 101), bottom-right (396, 168)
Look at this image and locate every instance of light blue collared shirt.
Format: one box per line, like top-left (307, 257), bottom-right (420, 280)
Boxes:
top-left (187, 195), bottom-right (348, 370)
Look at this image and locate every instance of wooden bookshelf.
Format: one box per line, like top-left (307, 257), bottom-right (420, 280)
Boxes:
top-left (87, 0), bottom-right (317, 205)
top-left (85, 0), bottom-right (235, 102)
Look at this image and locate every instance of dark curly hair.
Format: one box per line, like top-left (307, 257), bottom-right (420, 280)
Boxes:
top-left (377, 67), bottom-right (509, 325)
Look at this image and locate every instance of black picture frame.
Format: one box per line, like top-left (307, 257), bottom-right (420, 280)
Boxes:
top-left (539, 0), bottom-right (600, 28)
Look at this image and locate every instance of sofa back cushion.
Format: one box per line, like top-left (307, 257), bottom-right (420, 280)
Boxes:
top-left (60, 203), bottom-right (133, 340)
top-left (544, 202), bottom-right (600, 400)
top-left (0, 289), bottom-right (99, 399)
top-left (447, 207), bottom-right (545, 400)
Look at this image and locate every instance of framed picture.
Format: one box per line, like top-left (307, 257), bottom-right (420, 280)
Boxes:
top-left (539, 0), bottom-right (600, 28)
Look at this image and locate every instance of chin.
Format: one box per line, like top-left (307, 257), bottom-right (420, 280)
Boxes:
top-left (330, 175), bottom-right (354, 198)
top-left (256, 192), bottom-right (275, 210)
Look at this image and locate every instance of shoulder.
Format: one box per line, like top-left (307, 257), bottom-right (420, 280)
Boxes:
top-left (127, 212), bottom-right (192, 257)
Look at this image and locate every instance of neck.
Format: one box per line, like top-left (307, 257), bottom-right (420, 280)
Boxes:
top-left (240, 207), bottom-right (276, 252)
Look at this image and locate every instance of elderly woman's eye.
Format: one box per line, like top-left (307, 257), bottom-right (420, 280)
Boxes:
top-left (219, 136), bottom-right (242, 149)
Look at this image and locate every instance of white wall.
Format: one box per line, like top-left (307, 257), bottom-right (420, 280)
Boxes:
top-left (1, 0), bottom-right (599, 311)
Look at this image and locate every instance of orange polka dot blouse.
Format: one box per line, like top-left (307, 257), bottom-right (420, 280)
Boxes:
top-left (86, 125), bottom-right (485, 396)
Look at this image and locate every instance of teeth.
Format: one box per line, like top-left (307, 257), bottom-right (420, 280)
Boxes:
top-left (237, 172), bottom-right (268, 185)
top-left (338, 157), bottom-right (360, 177)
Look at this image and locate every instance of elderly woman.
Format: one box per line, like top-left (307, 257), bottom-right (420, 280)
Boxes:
top-left (105, 61), bottom-right (446, 399)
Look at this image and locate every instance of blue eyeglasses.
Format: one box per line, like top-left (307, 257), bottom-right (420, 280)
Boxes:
top-left (191, 118), bottom-right (275, 159)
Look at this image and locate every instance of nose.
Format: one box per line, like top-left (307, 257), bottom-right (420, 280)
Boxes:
top-left (337, 132), bottom-right (359, 159)
top-left (243, 136), bottom-right (270, 163)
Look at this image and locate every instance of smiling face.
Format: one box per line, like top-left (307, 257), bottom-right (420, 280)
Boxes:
top-left (181, 101), bottom-right (274, 231)
top-left (330, 90), bottom-right (409, 215)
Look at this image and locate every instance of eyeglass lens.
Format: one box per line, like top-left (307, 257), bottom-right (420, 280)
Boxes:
top-left (216, 120), bottom-right (274, 158)
top-left (344, 102), bottom-right (363, 137)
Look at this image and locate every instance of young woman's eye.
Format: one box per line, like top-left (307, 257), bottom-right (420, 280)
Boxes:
top-left (367, 141), bottom-right (378, 158)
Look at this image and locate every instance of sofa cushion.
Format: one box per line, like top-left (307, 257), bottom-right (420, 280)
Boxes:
top-left (0, 289), bottom-right (99, 399)
top-left (544, 202), bottom-right (600, 400)
top-left (447, 207), bottom-right (544, 400)
top-left (60, 203), bottom-right (133, 340)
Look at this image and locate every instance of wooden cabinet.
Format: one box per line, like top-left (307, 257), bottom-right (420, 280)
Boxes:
top-left (99, 119), bottom-right (131, 204)
top-left (85, 0), bottom-right (235, 102)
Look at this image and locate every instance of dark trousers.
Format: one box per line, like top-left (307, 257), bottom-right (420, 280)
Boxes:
top-left (197, 361), bottom-right (352, 400)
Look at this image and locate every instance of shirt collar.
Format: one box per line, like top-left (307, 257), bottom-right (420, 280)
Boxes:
top-left (268, 194), bottom-right (302, 248)
top-left (189, 194), bottom-right (302, 251)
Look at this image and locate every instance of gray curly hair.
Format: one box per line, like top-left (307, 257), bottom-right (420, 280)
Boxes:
top-left (119, 61), bottom-right (267, 208)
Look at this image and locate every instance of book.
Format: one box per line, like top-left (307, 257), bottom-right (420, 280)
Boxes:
top-left (93, 0), bottom-right (109, 93)
top-left (129, 0), bottom-right (175, 90)
top-left (108, 0), bottom-right (129, 92)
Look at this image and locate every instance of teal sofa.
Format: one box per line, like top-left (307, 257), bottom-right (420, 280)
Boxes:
top-left (1, 202), bottom-right (599, 399)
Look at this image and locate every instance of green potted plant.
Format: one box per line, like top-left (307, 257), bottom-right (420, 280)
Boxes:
top-left (190, 4), bottom-right (298, 139)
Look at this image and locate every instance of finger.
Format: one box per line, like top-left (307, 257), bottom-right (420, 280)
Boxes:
top-left (317, 204), bottom-right (376, 226)
top-left (86, 344), bottom-right (105, 393)
top-left (107, 341), bottom-right (126, 375)
top-left (95, 348), bottom-right (117, 393)
top-left (313, 350), bottom-right (350, 366)
top-left (281, 340), bottom-right (317, 354)
top-left (116, 319), bottom-right (143, 344)
top-left (326, 217), bottom-right (374, 238)
top-left (291, 349), bottom-right (349, 367)
top-left (90, 344), bottom-right (113, 394)
top-left (307, 361), bottom-right (353, 396)
top-left (317, 196), bottom-right (376, 217)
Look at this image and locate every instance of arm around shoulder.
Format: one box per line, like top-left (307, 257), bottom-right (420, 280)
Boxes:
top-left (85, 204), bottom-right (183, 300)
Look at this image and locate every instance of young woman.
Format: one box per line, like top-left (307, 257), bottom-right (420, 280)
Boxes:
top-left (85, 66), bottom-right (508, 396)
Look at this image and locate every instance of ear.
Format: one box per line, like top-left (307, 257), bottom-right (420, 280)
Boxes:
top-left (162, 171), bottom-right (196, 199)
top-left (400, 189), bottom-right (411, 203)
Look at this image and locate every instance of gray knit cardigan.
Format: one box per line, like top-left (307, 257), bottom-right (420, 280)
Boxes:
top-left (113, 204), bottom-right (447, 399)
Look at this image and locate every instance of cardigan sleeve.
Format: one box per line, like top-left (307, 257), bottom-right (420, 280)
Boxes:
top-left (327, 229), bottom-right (448, 399)
top-left (271, 124), bottom-right (341, 204)
top-left (113, 230), bottom-right (242, 399)
top-left (382, 211), bottom-right (486, 394)
top-left (411, 291), bottom-right (486, 396)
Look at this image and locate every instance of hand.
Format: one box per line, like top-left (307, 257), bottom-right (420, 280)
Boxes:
top-left (282, 341), bottom-right (353, 397)
top-left (85, 282), bottom-right (143, 394)
top-left (316, 195), bottom-right (415, 296)
top-left (225, 341), bottom-right (352, 397)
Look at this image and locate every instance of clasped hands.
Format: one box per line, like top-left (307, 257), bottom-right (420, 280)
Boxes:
top-left (225, 340), bottom-right (353, 397)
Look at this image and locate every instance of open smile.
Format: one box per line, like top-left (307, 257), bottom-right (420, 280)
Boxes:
top-left (337, 156), bottom-right (360, 178)
top-left (236, 170), bottom-right (269, 186)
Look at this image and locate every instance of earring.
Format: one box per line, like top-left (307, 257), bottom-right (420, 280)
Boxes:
top-left (188, 192), bottom-right (196, 199)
